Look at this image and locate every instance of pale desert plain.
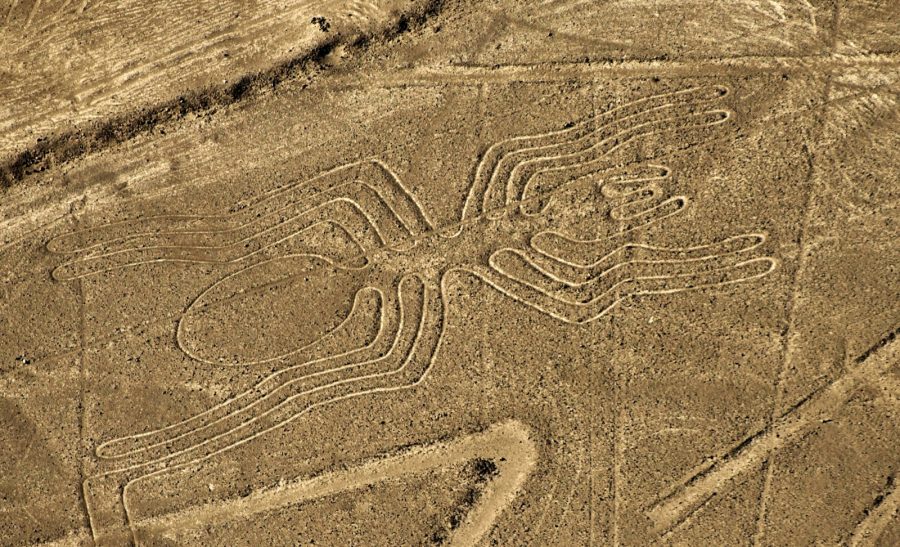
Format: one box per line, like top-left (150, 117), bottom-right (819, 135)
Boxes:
top-left (0, 0), bottom-right (898, 545)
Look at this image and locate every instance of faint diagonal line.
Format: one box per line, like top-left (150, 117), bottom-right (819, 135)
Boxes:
top-left (752, 3), bottom-right (843, 542)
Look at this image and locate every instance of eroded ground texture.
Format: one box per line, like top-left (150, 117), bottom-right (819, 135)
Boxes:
top-left (1, 0), bottom-right (898, 545)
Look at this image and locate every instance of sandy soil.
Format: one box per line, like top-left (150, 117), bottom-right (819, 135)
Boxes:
top-left (1, 0), bottom-right (898, 545)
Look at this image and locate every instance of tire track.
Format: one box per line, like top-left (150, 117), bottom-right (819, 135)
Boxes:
top-left (0, 0), bottom-right (448, 189)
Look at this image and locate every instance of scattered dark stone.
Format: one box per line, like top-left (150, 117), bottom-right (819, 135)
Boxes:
top-left (396, 15), bottom-right (410, 34)
top-left (311, 16), bottom-right (331, 33)
top-left (229, 76), bottom-right (254, 101)
top-left (461, 487), bottom-right (479, 506)
top-left (470, 457), bottom-right (498, 480)
top-left (429, 528), bottom-right (448, 545)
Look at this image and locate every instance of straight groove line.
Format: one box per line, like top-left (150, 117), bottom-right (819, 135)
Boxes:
top-left (752, 2), bottom-right (843, 542)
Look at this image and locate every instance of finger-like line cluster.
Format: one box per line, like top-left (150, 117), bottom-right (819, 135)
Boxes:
top-left (101, 274), bottom-right (436, 474)
top-left (463, 253), bottom-right (775, 325)
top-left (51, 161), bottom-right (429, 252)
top-left (506, 108), bottom-right (709, 206)
top-left (50, 161), bottom-right (432, 280)
top-left (463, 86), bottom-right (714, 221)
top-left (234, 160), bottom-right (432, 236)
top-left (532, 232), bottom-right (767, 271)
top-left (49, 162), bottom-right (370, 254)
top-left (461, 85), bottom-right (729, 222)
top-left (52, 192), bottom-right (385, 279)
top-left (559, 164), bottom-right (687, 236)
top-left (108, 275), bottom-right (445, 535)
top-left (52, 210), bottom-right (373, 281)
top-left (602, 166), bottom-right (683, 223)
top-left (492, 232), bottom-right (768, 296)
top-left (97, 285), bottom-right (387, 460)
top-left (515, 110), bottom-right (730, 217)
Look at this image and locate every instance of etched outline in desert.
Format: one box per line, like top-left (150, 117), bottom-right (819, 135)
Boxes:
top-left (0, 1), bottom-right (897, 545)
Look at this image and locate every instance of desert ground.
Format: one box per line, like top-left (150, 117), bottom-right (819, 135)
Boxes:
top-left (0, 0), bottom-right (898, 545)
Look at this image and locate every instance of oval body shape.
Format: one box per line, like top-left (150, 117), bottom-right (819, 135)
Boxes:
top-left (178, 255), bottom-right (367, 364)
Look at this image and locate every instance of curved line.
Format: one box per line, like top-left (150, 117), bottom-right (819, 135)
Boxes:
top-left (601, 165), bottom-right (672, 196)
top-left (103, 274), bottom-right (427, 472)
top-left (530, 232), bottom-right (768, 270)
top-left (49, 176), bottom-right (409, 257)
top-left (174, 255), bottom-right (375, 366)
top-left (110, 278), bottom-right (441, 534)
top-left (459, 85), bottom-right (725, 227)
top-left (98, 282), bottom-right (390, 459)
top-left (369, 158), bottom-right (437, 232)
top-left (520, 233), bottom-right (768, 285)
top-left (52, 161), bottom-right (370, 254)
top-left (57, 189), bottom-right (388, 257)
top-left (53, 198), bottom-right (380, 280)
top-left (629, 257), bottom-right (779, 296)
top-left (120, 278), bottom-right (412, 461)
top-left (493, 238), bottom-right (770, 294)
top-left (611, 195), bottom-right (686, 222)
top-left (455, 256), bottom-right (776, 324)
top-left (515, 110), bottom-right (732, 215)
top-left (502, 103), bottom-right (709, 210)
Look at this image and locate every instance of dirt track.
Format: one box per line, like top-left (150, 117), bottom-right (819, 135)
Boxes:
top-left (1, 1), bottom-right (898, 545)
